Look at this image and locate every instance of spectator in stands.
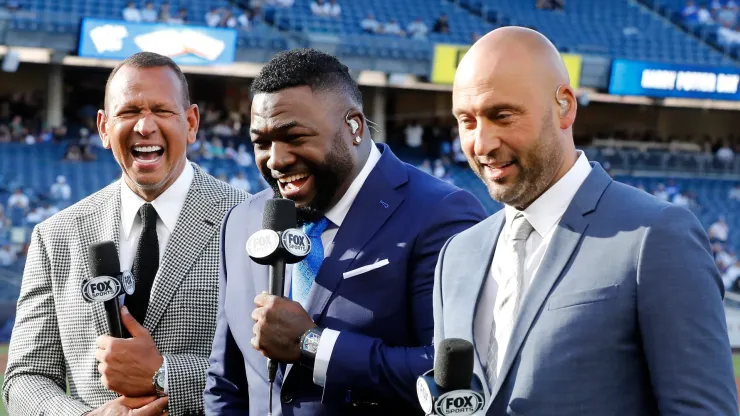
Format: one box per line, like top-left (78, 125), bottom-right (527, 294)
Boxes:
top-left (141, 1), bottom-right (157, 22)
top-left (327, 0), bottom-right (341, 18)
top-left (206, 7), bottom-right (222, 27)
top-left (682, 0), bottom-right (699, 23)
top-left (267, 0), bottom-right (295, 8)
top-left (0, 125), bottom-right (10, 143)
top-left (0, 245), bottom-right (15, 267)
top-left (122, 1), bottom-right (142, 22)
top-left (41, 203), bottom-right (59, 219)
top-left (236, 9), bottom-right (251, 29)
top-left (224, 141), bottom-right (238, 160)
top-left (433, 159), bottom-right (446, 179)
top-left (717, 4), bottom-right (738, 26)
top-left (725, 259), bottom-right (740, 291)
top-left (730, 184), bottom-right (740, 200)
top-left (419, 159), bottom-right (433, 175)
top-left (665, 179), bottom-right (680, 198)
top-left (50, 175), bottom-right (71, 202)
top-left (709, 216), bottom-right (730, 243)
top-left (717, 141), bottom-right (735, 165)
top-left (235, 144), bottom-right (253, 167)
top-left (9, 115), bottom-right (22, 140)
top-left (361, 13), bottom-right (380, 33)
top-left (697, 4), bottom-right (715, 24)
top-left (711, 0), bottom-right (722, 14)
top-left (652, 183), bottom-right (669, 201)
top-left (26, 206), bottom-right (44, 225)
top-left (169, 8), bottom-right (188, 24)
top-left (383, 19), bottom-right (405, 36)
top-left (22, 128), bottom-right (35, 145)
top-left (404, 120), bottom-right (423, 151)
top-left (7, 188), bottom-right (29, 213)
top-left (536, 0), bottom-right (565, 11)
top-left (407, 17), bottom-right (429, 39)
top-left (717, 21), bottom-right (740, 45)
top-left (158, 1), bottom-right (171, 22)
top-left (672, 191), bottom-right (690, 207)
top-left (222, 10), bottom-right (238, 28)
top-left (433, 13), bottom-right (450, 34)
top-left (310, 0), bottom-right (330, 17)
top-left (229, 171), bottom-right (251, 193)
top-left (212, 137), bottom-right (225, 159)
top-left (64, 144), bottom-right (82, 161)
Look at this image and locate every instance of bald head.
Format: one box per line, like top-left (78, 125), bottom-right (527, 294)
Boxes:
top-left (452, 26), bottom-right (578, 210)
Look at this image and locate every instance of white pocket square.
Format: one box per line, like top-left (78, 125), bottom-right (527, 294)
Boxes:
top-left (343, 259), bottom-right (390, 279)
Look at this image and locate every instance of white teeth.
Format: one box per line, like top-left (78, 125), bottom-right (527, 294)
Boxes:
top-left (133, 145), bottom-right (163, 153)
top-left (278, 173), bottom-right (310, 183)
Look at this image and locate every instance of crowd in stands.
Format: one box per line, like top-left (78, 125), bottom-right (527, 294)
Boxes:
top-left (682, 0), bottom-right (740, 46)
top-left (360, 12), bottom-right (449, 39)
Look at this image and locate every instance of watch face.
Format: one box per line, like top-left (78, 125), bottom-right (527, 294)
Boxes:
top-left (304, 332), bottom-right (321, 354)
top-left (156, 371), bottom-right (165, 387)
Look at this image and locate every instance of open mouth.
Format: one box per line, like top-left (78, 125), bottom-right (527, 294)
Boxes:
top-left (131, 145), bottom-right (165, 165)
top-left (277, 172), bottom-right (313, 198)
top-left (483, 160), bottom-right (516, 180)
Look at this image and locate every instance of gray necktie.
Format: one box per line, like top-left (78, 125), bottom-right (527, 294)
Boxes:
top-left (486, 213), bottom-right (534, 389)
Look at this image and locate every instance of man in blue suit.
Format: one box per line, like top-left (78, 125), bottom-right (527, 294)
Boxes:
top-left (434, 27), bottom-right (738, 415)
top-left (204, 49), bottom-right (487, 415)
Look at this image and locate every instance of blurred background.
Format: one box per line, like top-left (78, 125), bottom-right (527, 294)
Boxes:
top-left (1, 0), bottom-right (740, 412)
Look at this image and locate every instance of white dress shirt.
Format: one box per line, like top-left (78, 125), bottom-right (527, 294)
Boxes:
top-left (119, 161), bottom-right (194, 393)
top-left (305, 143), bottom-right (382, 387)
top-left (474, 152), bottom-right (592, 378)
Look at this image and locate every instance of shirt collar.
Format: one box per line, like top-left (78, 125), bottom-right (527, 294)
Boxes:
top-left (504, 151), bottom-right (592, 238)
top-left (324, 142), bottom-right (381, 227)
top-left (120, 161), bottom-right (195, 240)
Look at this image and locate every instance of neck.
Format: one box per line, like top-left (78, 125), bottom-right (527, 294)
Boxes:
top-left (124, 158), bottom-right (187, 202)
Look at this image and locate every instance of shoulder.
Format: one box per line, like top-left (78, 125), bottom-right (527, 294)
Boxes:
top-left (222, 189), bottom-right (272, 228)
top-left (37, 181), bottom-right (120, 236)
top-left (192, 164), bottom-right (249, 208)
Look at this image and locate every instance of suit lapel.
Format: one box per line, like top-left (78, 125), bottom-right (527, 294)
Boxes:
top-left (144, 165), bottom-right (225, 332)
top-left (76, 182), bottom-right (122, 337)
top-left (445, 213), bottom-right (503, 395)
top-left (490, 163), bottom-right (612, 400)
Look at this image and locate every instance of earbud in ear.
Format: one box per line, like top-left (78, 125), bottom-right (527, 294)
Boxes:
top-left (345, 111), bottom-right (359, 134)
top-left (555, 85), bottom-right (569, 117)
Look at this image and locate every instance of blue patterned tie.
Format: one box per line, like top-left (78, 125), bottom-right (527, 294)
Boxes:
top-left (291, 217), bottom-right (330, 306)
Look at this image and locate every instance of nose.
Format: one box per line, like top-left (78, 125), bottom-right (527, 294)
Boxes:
top-left (134, 112), bottom-right (158, 137)
top-left (472, 119), bottom-right (502, 157)
top-left (266, 141), bottom-right (296, 173)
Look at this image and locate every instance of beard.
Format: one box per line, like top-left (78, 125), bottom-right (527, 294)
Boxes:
top-left (264, 130), bottom-right (354, 225)
top-left (470, 112), bottom-right (564, 209)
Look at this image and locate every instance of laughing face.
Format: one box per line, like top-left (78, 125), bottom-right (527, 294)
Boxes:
top-left (98, 65), bottom-right (199, 200)
top-left (250, 86), bottom-right (356, 224)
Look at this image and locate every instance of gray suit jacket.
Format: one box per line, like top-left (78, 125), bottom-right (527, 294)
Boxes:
top-left (3, 163), bottom-right (247, 416)
top-left (433, 163), bottom-right (738, 415)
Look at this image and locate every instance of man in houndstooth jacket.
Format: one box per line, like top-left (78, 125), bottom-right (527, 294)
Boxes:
top-left (3, 52), bottom-right (247, 415)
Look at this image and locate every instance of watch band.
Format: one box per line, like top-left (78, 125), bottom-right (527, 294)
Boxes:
top-left (299, 327), bottom-right (324, 369)
top-left (152, 359), bottom-right (167, 397)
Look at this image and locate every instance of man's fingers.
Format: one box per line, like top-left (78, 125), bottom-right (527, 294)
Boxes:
top-left (121, 306), bottom-right (151, 339)
top-left (117, 395), bottom-right (158, 408)
top-left (94, 347), bottom-right (107, 363)
top-left (96, 335), bottom-right (112, 349)
top-left (134, 396), bottom-right (169, 415)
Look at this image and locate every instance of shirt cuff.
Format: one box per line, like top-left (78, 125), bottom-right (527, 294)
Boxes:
top-left (162, 356), bottom-right (169, 395)
top-left (312, 329), bottom-right (340, 387)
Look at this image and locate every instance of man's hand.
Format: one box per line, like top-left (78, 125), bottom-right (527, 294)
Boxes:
top-left (251, 293), bottom-right (317, 362)
top-left (95, 306), bottom-right (163, 397)
top-left (87, 396), bottom-right (168, 416)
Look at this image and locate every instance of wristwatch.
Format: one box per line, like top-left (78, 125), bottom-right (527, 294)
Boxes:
top-left (152, 359), bottom-right (167, 397)
top-left (299, 327), bottom-right (324, 369)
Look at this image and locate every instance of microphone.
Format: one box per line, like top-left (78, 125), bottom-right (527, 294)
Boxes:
top-left (83, 241), bottom-right (135, 338)
top-left (417, 338), bottom-right (486, 416)
top-left (246, 198), bottom-right (311, 415)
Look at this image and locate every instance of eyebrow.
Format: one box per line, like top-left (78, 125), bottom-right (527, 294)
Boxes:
top-left (453, 102), bottom-right (526, 117)
top-left (250, 120), bottom-right (307, 136)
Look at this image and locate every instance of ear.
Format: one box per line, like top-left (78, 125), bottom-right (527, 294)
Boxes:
top-left (97, 109), bottom-right (111, 150)
top-left (555, 84), bottom-right (577, 130)
top-left (186, 104), bottom-right (200, 145)
top-left (345, 110), bottom-right (365, 141)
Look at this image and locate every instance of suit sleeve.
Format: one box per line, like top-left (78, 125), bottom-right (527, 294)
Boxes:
top-left (637, 204), bottom-right (738, 415)
top-left (204, 206), bottom-right (250, 414)
top-left (321, 190), bottom-right (487, 407)
top-left (3, 226), bottom-right (93, 415)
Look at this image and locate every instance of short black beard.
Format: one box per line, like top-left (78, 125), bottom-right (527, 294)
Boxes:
top-left (263, 131), bottom-right (354, 225)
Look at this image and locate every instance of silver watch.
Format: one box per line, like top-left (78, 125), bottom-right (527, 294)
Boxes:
top-left (153, 360), bottom-right (167, 397)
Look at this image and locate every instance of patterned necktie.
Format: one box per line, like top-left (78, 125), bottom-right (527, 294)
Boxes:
top-left (291, 217), bottom-right (330, 307)
top-left (124, 203), bottom-right (159, 331)
top-left (486, 213), bottom-right (534, 389)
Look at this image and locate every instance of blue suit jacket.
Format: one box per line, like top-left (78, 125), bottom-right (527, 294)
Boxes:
top-left (205, 144), bottom-right (487, 415)
top-left (433, 163), bottom-right (738, 415)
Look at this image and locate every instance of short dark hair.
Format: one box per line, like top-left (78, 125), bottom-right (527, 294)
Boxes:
top-left (104, 52), bottom-right (190, 112)
top-left (251, 48), bottom-right (362, 108)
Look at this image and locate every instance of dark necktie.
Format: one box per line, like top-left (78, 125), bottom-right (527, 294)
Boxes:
top-left (124, 203), bottom-right (159, 332)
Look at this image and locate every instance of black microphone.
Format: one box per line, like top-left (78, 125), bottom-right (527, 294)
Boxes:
top-left (83, 241), bottom-right (136, 338)
top-left (246, 198), bottom-right (311, 415)
top-left (417, 338), bottom-right (486, 416)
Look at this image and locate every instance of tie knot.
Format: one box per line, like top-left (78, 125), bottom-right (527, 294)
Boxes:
top-left (139, 203), bottom-right (158, 229)
top-left (510, 213), bottom-right (534, 241)
top-left (304, 217), bottom-right (330, 237)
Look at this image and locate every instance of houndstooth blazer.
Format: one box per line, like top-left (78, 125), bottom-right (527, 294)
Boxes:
top-left (3, 163), bottom-right (248, 416)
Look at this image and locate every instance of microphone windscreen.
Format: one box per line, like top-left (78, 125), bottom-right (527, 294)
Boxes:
top-left (263, 198), bottom-right (297, 231)
top-left (89, 241), bottom-right (120, 278)
top-left (434, 338), bottom-right (474, 390)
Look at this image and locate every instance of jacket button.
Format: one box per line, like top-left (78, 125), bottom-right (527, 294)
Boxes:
top-left (282, 393), bottom-right (293, 404)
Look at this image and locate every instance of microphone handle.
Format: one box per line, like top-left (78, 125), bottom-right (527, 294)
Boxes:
top-left (104, 298), bottom-right (124, 338)
top-left (267, 257), bottom-right (286, 383)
